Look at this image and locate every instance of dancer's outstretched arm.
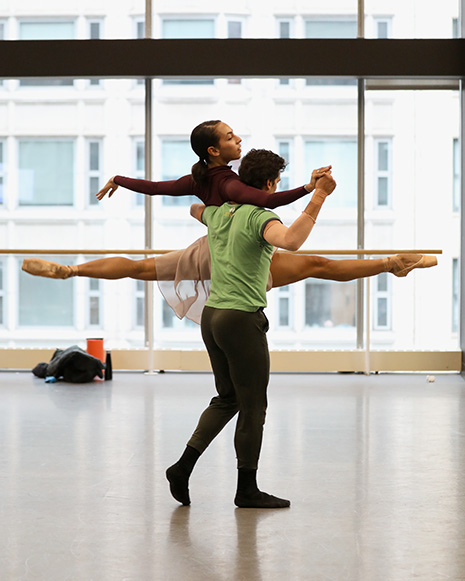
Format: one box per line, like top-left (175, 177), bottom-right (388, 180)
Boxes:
top-left (95, 167), bottom-right (333, 210)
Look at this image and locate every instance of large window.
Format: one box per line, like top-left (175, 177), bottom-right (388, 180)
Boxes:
top-left (18, 140), bottom-right (74, 206)
top-left (162, 19), bottom-right (215, 85)
top-left (0, 141), bottom-right (4, 204)
top-left (306, 18), bottom-right (357, 86)
top-left (305, 140), bottom-right (358, 209)
top-left (305, 18), bottom-right (357, 39)
top-left (19, 258), bottom-right (74, 326)
top-left (305, 280), bottom-right (356, 329)
top-left (19, 21), bottom-right (75, 87)
top-left (160, 140), bottom-right (196, 206)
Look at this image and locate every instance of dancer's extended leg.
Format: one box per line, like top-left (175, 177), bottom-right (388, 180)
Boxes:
top-left (22, 256), bottom-right (157, 280)
top-left (75, 257), bottom-right (157, 280)
top-left (270, 252), bottom-right (437, 288)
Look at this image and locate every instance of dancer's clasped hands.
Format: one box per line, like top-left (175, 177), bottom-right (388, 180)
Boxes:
top-left (306, 165), bottom-right (333, 192)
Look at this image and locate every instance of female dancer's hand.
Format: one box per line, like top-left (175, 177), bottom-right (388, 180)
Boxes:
top-left (305, 165), bottom-right (332, 192)
top-left (96, 177), bottom-right (119, 200)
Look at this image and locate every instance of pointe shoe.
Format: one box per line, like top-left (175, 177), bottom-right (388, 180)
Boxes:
top-left (386, 254), bottom-right (438, 278)
top-left (22, 258), bottom-right (75, 279)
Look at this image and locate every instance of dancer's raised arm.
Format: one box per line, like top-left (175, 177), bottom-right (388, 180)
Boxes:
top-left (263, 172), bottom-right (336, 251)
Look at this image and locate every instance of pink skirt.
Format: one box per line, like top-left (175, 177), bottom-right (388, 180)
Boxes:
top-left (155, 236), bottom-right (273, 325)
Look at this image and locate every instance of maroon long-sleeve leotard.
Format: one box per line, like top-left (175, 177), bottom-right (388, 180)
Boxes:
top-left (113, 165), bottom-right (308, 209)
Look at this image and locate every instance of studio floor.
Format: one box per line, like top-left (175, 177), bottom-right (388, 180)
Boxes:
top-left (1, 370), bottom-right (465, 581)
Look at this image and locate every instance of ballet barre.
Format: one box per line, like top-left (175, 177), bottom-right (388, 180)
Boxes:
top-left (0, 248), bottom-right (443, 256)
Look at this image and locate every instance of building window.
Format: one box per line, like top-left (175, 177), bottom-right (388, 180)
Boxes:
top-left (227, 20), bottom-right (242, 84)
top-left (19, 258), bottom-right (74, 326)
top-left (19, 21), bottom-right (75, 86)
top-left (374, 139), bottom-right (392, 208)
top-left (305, 280), bottom-right (356, 328)
top-left (135, 19), bottom-right (145, 85)
top-left (0, 140), bottom-right (4, 205)
top-left (277, 140), bottom-right (291, 190)
top-left (87, 140), bottom-right (102, 206)
top-left (161, 299), bottom-right (196, 329)
top-left (0, 21), bottom-right (4, 87)
top-left (228, 20), bottom-right (242, 38)
top-left (452, 258), bottom-right (459, 333)
top-left (373, 272), bottom-right (391, 330)
top-left (18, 140), bottom-right (74, 206)
top-left (89, 20), bottom-right (102, 39)
top-left (277, 19), bottom-right (292, 85)
top-left (0, 261), bottom-right (4, 326)
top-left (374, 18), bottom-right (392, 39)
top-left (134, 139), bottom-right (145, 206)
top-left (88, 20), bottom-right (103, 86)
top-left (162, 19), bottom-right (215, 85)
top-left (135, 19), bottom-right (145, 38)
top-left (135, 280), bottom-right (144, 328)
top-left (305, 140), bottom-right (357, 208)
top-left (453, 138), bottom-right (460, 212)
top-left (88, 278), bottom-right (101, 326)
top-left (305, 18), bottom-right (357, 86)
top-left (161, 140), bottom-right (196, 206)
top-left (306, 18), bottom-right (357, 38)
top-left (277, 285), bottom-right (291, 328)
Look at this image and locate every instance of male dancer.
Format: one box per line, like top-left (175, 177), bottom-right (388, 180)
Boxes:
top-left (166, 149), bottom-right (336, 508)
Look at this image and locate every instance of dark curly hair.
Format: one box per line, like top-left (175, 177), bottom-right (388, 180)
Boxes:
top-left (238, 148), bottom-right (287, 190)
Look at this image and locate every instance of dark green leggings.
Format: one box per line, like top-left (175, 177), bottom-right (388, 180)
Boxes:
top-left (188, 306), bottom-right (270, 470)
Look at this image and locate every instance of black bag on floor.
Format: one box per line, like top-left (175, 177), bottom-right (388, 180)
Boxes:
top-left (32, 345), bottom-right (105, 383)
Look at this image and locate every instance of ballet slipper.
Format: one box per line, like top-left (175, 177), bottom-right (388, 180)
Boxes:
top-left (22, 258), bottom-right (77, 279)
top-left (384, 254), bottom-right (437, 278)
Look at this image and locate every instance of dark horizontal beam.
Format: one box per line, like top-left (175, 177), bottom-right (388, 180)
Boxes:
top-left (1, 38), bottom-right (465, 78)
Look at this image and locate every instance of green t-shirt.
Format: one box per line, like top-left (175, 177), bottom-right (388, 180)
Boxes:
top-left (202, 203), bottom-right (281, 312)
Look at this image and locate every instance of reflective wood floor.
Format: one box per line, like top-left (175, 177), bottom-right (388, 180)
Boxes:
top-left (1, 371), bottom-right (465, 580)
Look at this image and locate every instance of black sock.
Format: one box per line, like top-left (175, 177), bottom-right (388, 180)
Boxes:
top-left (178, 445), bottom-right (201, 473)
top-left (235, 468), bottom-right (290, 509)
top-left (236, 468), bottom-right (260, 496)
top-left (166, 445), bottom-right (201, 506)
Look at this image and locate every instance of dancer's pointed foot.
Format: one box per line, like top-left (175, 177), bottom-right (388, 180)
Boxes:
top-left (234, 491), bottom-right (291, 509)
top-left (384, 254), bottom-right (437, 278)
top-left (166, 464), bottom-right (191, 506)
top-left (22, 258), bottom-right (76, 279)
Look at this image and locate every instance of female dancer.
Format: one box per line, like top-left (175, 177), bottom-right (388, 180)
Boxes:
top-left (94, 120), bottom-right (331, 209)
